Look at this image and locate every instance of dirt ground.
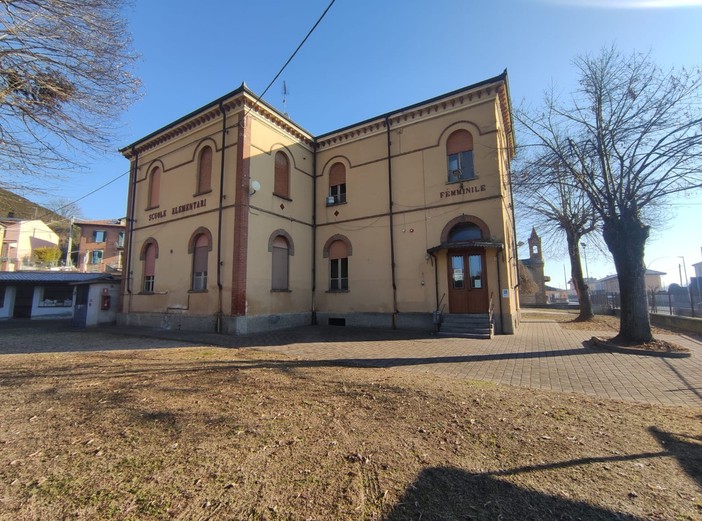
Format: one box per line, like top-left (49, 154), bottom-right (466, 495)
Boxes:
top-left (522, 309), bottom-right (671, 333)
top-left (1, 336), bottom-right (701, 520)
top-left (524, 309), bottom-right (698, 352)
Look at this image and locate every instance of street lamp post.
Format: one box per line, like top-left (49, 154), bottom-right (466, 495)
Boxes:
top-left (581, 243), bottom-right (590, 280)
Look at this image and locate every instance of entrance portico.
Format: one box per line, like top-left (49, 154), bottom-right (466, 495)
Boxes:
top-left (428, 215), bottom-right (504, 317)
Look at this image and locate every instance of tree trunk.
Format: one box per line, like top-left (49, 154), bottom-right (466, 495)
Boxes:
top-left (602, 215), bottom-right (652, 343)
top-left (566, 233), bottom-right (594, 321)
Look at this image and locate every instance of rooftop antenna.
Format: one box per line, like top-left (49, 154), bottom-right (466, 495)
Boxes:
top-left (282, 80), bottom-right (289, 118)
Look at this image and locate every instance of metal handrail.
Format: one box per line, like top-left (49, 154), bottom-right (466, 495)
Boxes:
top-left (489, 292), bottom-right (495, 335)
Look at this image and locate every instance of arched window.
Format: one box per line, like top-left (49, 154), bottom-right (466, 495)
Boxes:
top-left (446, 130), bottom-right (474, 183)
top-left (191, 232), bottom-right (211, 291)
top-left (328, 162), bottom-right (346, 205)
top-left (448, 222), bottom-right (482, 242)
top-left (148, 167), bottom-right (161, 208)
top-left (271, 236), bottom-right (290, 290)
top-left (143, 243), bottom-right (157, 292)
top-left (328, 239), bottom-right (349, 290)
top-left (274, 151), bottom-right (290, 199)
top-left (197, 146), bottom-right (213, 194)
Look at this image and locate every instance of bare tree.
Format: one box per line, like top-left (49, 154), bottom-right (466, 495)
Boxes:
top-left (0, 0), bottom-right (140, 191)
top-left (45, 197), bottom-right (83, 220)
top-left (514, 154), bottom-right (598, 321)
top-left (519, 47), bottom-right (702, 343)
top-left (517, 260), bottom-right (539, 296)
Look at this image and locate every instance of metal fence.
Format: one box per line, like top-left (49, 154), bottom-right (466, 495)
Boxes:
top-left (590, 289), bottom-right (699, 318)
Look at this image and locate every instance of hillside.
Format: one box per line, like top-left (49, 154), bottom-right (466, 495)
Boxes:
top-left (0, 189), bottom-right (73, 246)
top-left (0, 188), bottom-right (62, 222)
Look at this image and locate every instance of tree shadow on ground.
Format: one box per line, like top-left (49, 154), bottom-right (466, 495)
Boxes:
top-left (384, 423), bottom-right (702, 521)
top-left (649, 425), bottom-right (702, 489)
top-left (383, 466), bottom-right (640, 521)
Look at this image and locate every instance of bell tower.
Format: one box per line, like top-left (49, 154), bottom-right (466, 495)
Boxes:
top-left (529, 227), bottom-right (543, 262)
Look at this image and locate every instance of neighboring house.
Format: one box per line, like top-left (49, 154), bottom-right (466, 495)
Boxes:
top-left (595, 270), bottom-right (666, 293)
top-left (545, 285), bottom-right (568, 303)
top-left (0, 219), bottom-right (60, 271)
top-left (119, 72), bottom-right (520, 335)
top-left (694, 259), bottom-right (702, 279)
top-left (76, 219), bottom-right (126, 273)
top-left (519, 228), bottom-right (550, 305)
top-left (0, 271), bottom-right (120, 325)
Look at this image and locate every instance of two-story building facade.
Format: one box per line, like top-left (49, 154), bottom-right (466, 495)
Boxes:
top-left (75, 219), bottom-right (126, 273)
top-left (119, 72), bottom-right (520, 335)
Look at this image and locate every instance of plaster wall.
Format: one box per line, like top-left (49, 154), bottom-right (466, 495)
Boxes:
top-left (31, 286), bottom-right (74, 319)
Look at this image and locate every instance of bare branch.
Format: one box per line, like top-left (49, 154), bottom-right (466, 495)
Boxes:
top-left (0, 0), bottom-right (141, 190)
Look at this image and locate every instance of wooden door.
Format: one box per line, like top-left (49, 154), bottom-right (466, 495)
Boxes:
top-left (447, 249), bottom-right (488, 314)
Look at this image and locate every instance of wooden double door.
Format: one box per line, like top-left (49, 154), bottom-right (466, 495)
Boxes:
top-left (447, 249), bottom-right (488, 314)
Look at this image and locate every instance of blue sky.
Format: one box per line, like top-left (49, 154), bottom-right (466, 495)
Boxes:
top-left (38, 0), bottom-right (702, 287)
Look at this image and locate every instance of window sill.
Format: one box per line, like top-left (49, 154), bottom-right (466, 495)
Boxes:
top-left (326, 201), bottom-right (347, 207)
top-left (188, 289), bottom-right (208, 293)
top-left (145, 205), bottom-right (160, 211)
top-left (270, 289), bottom-right (292, 293)
top-left (446, 176), bottom-right (478, 185)
top-left (326, 289), bottom-right (349, 293)
top-left (273, 193), bottom-right (292, 202)
top-left (194, 189), bottom-right (213, 197)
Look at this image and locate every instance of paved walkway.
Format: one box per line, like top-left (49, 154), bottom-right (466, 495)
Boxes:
top-left (250, 322), bottom-right (702, 408)
top-left (2, 319), bottom-right (701, 407)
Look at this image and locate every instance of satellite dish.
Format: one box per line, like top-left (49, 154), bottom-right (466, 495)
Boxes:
top-left (250, 180), bottom-right (261, 195)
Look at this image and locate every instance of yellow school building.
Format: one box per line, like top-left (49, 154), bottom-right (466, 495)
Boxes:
top-left (119, 71), bottom-right (520, 336)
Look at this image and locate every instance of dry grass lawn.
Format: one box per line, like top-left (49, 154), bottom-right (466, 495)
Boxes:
top-left (0, 335), bottom-right (701, 520)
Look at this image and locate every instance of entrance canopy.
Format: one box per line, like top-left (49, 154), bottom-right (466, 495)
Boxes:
top-left (427, 240), bottom-right (504, 254)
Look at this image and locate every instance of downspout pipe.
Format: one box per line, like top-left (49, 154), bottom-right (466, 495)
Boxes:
top-left (126, 147), bottom-right (138, 297)
top-left (508, 162), bottom-right (520, 292)
top-left (385, 116), bottom-right (398, 328)
top-left (429, 251), bottom-right (439, 311)
top-left (216, 101), bottom-right (227, 333)
top-left (496, 249), bottom-right (504, 334)
top-left (311, 142), bottom-right (318, 325)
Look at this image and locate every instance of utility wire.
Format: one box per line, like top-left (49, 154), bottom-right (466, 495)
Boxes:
top-left (36, 170), bottom-right (130, 222)
top-left (243, 0), bottom-right (337, 120)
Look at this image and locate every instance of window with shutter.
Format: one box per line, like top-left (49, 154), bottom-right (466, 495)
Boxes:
top-left (143, 243), bottom-right (156, 292)
top-left (197, 146), bottom-right (213, 194)
top-left (274, 151), bottom-right (290, 199)
top-left (446, 130), bottom-right (474, 183)
top-left (328, 163), bottom-right (346, 204)
top-left (271, 236), bottom-right (289, 290)
top-left (192, 234), bottom-right (209, 291)
top-left (329, 239), bottom-right (349, 291)
top-left (148, 167), bottom-right (161, 208)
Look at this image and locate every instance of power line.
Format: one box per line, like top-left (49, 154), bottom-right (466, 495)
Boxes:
top-left (243, 0), bottom-right (337, 120)
top-left (37, 1), bottom-right (337, 223)
top-left (37, 170), bottom-right (130, 222)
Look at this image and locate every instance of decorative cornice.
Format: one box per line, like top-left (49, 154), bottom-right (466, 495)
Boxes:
top-left (121, 91), bottom-right (314, 160)
top-left (315, 80), bottom-right (509, 151)
top-left (120, 73), bottom-right (515, 160)
top-left (244, 96), bottom-right (315, 148)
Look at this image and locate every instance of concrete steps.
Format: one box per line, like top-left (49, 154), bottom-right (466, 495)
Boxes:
top-left (438, 313), bottom-right (492, 339)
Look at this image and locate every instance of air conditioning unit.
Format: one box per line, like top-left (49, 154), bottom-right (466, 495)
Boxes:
top-left (326, 196), bottom-right (336, 205)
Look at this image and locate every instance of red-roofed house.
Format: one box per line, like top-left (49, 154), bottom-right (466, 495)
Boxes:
top-left (75, 219), bottom-right (126, 273)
